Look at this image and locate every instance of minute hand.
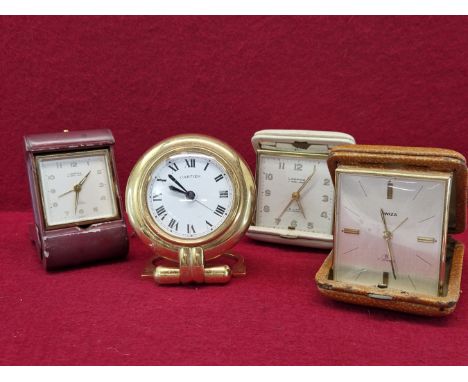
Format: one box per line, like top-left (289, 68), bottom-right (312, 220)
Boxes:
top-left (78, 171), bottom-right (91, 186)
top-left (297, 167), bottom-right (316, 194)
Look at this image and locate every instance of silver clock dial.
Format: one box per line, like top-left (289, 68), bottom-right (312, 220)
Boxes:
top-left (255, 154), bottom-right (334, 235)
top-left (147, 153), bottom-right (234, 239)
top-left (334, 169), bottom-right (451, 296)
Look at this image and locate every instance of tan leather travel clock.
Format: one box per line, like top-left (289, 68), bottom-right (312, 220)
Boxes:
top-left (316, 145), bottom-right (467, 316)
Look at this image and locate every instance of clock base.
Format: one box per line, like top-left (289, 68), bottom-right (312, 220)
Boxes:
top-left (315, 238), bottom-right (464, 317)
top-left (247, 226), bottom-right (333, 249)
top-left (141, 248), bottom-right (246, 285)
top-left (29, 221), bottom-right (129, 270)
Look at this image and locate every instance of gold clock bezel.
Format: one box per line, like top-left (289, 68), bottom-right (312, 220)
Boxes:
top-left (333, 165), bottom-right (452, 296)
top-left (126, 134), bottom-right (256, 262)
top-left (35, 148), bottom-right (121, 230)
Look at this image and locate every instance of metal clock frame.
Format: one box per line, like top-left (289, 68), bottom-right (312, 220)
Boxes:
top-left (35, 148), bottom-right (121, 230)
top-left (126, 134), bottom-right (256, 263)
top-left (251, 148), bottom-right (334, 246)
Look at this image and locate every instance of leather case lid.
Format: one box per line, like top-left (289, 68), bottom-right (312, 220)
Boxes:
top-left (328, 144), bottom-right (467, 234)
top-left (252, 130), bottom-right (355, 151)
top-left (24, 129), bottom-right (114, 153)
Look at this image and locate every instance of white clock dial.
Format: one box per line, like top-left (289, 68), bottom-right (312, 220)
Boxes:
top-left (334, 168), bottom-right (451, 296)
top-left (37, 150), bottom-right (118, 227)
top-left (255, 154), bottom-right (334, 235)
top-left (147, 153), bottom-right (234, 239)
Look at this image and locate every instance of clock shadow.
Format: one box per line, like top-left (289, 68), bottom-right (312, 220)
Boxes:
top-left (244, 238), bottom-right (456, 326)
top-left (42, 255), bottom-right (130, 274)
top-left (244, 236), bottom-right (331, 256)
top-left (319, 297), bottom-right (454, 327)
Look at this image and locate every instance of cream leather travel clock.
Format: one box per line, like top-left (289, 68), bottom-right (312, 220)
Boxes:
top-left (247, 130), bottom-right (355, 248)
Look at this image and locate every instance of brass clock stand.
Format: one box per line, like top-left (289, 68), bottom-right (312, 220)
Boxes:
top-left (141, 249), bottom-right (246, 285)
top-left (126, 134), bottom-right (256, 286)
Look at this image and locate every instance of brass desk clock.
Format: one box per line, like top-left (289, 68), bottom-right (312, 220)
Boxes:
top-left (316, 145), bottom-right (467, 316)
top-left (247, 130), bottom-right (355, 248)
top-left (126, 134), bottom-right (256, 285)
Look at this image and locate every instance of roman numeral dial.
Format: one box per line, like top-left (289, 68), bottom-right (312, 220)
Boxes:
top-left (147, 153), bottom-right (234, 239)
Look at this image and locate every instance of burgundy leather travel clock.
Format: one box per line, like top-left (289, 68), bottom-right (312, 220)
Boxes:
top-left (24, 129), bottom-right (129, 270)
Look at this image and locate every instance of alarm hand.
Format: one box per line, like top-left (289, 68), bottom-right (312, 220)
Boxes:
top-left (380, 208), bottom-right (397, 280)
top-left (392, 217), bottom-right (408, 234)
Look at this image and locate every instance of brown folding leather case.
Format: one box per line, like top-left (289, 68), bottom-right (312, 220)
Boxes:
top-left (24, 129), bottom-right (129, 270)
top-left (315, 145), bottom-right (467, 316)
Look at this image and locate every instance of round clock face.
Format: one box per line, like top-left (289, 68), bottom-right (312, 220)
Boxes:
top-left (334, 168), bottom-right (451, 296)
top-left (146, 153), bottom-right (234, 239)
top-left (37, 149), bottom-right (119, 227)
top-left (255, 154), bottom-right (334, 234)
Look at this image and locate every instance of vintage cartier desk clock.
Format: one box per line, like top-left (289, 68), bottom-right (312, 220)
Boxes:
top-left (316, 145), bottom-right (467, 316)
top-left (24, 129), bottom-right (129, 270)
top-left (247, 130), bottom-right (355, 248)
top-left (126, 134), bottom-right (256, 285)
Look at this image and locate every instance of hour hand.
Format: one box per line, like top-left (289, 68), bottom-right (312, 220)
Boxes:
top-left (380, 208), bottom-right (390, 232)
top-left (168, 174), bottom-right (188, 193)
top-left (58, 188), bottom-right (75, 198)
top-left (275, 198), bottom-right (294, 224)
top-left (169, 185), bottom-right (187, 195)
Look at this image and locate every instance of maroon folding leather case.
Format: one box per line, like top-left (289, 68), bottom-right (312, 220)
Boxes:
top-left (24, 129), bottom-right (129, 270)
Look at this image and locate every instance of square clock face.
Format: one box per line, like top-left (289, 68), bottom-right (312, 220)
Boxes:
top-left (36, 149), bottom-right (119, 228)
top-left (255, 152), bottom-right (334, 235)
top-left (333, 167), bottom-right (452, 296)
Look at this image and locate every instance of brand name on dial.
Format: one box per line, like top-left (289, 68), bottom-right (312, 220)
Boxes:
top-left (180, 175), bottom-right (201, 179)
top-left (383, 212), bottom-right (397, 216)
